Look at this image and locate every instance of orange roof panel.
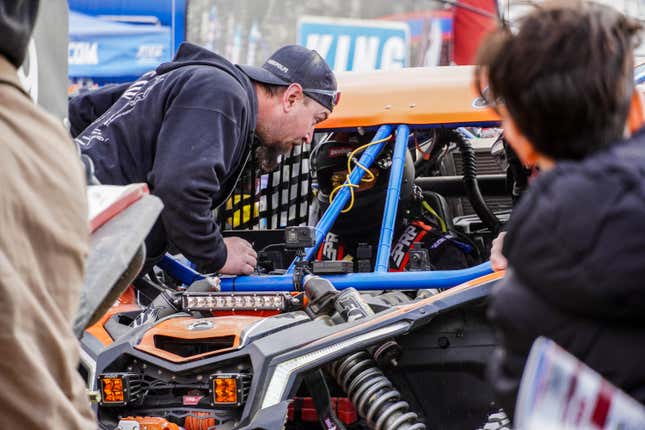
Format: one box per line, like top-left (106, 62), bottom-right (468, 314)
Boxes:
top-left (316, 66), bottom-right (500, 129)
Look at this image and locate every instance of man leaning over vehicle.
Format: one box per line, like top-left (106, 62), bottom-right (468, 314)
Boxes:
top-left (0, 0), bottom-right (96, 427)
top-left (70, 42), bottom-right (338, 276)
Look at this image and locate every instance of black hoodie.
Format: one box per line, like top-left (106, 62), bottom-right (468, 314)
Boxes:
top-left (488, 127), bottom-right (645, 415)
top-left (75, 43), bottom-right (258, 271)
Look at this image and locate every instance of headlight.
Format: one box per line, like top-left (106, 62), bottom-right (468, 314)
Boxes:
top-left (261, 322), bottom-right (409, 409)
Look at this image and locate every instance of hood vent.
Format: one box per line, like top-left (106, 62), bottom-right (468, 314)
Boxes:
top-left (153, 335), bottom-right (235, 358)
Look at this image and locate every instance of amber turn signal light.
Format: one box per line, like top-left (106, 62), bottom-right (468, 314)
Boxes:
top-left (100, 376), bottom-right (125, 404)
top-left (210, 373), bottom-right (250, 407)
top-left (213, 376), bottom-right (238, 404)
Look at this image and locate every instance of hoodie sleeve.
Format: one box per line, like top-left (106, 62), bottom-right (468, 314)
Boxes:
top-left (68, 82), bottom-right (132, 137)
top-left (147, 73), bottom-right (248, 273)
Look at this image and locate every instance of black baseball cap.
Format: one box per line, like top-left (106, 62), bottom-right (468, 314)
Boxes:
top-left (239, 45), bottom-right (339, 111)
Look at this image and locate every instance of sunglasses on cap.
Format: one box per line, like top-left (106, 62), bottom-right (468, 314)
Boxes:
top-left (303, 88), bottom-right (342, 108)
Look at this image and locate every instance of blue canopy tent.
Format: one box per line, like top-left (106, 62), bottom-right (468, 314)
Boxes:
top-left (68, 11), bottom-right (172, 83)
top-left (636, 63), bottom-right (645, 85)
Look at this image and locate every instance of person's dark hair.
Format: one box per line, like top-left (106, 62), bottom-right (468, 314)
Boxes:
top-left (476, 1), bottom-right (642, 160)
top-left (254, 81), bottom-right (285, 98)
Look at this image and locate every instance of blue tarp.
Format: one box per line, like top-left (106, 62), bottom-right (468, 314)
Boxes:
top-left (68, 11), bottom-right (172, 83)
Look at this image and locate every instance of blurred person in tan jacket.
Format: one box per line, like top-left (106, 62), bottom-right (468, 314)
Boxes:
top-left (0, 1), bottom-right (96, 427)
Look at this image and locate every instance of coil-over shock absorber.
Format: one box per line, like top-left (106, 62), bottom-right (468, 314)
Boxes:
top-left (304, 276), bottom-right (425, 430)
top-left (329, 351), bottom-right (426, 430)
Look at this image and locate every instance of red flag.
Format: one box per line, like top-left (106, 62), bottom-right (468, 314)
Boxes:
top-left (453, 0), bottom-right (498, 65)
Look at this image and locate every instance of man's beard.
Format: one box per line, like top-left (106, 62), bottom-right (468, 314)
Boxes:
top-left (255, 144), bottom-right (283, 173)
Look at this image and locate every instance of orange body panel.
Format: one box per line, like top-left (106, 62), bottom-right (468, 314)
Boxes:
top-left (85, 286), bottom-right (142, 347)
top-left (316, 66), bottom-right (500, 129)
top-left (446, 270), bottom-right (505, 289)
top-left (135, 315), bottom-right (264, 363)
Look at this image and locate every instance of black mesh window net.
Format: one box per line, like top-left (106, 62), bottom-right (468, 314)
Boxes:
top-left (218, 143), bottom-right (313, 230)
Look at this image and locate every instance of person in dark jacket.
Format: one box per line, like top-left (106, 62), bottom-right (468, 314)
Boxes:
top-left (70, 43), bottom-right (337, 275)
top-left (475, 0), bottom-right (645, 415)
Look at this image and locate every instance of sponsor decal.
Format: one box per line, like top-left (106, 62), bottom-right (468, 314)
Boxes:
top-left (266, 59), bottom-right (289, 73)
top-left (298, 16), bottom-right (410, 72)
top-left (69, 41), bottom-right (99, 65)
top-left (391, 225), bottom-right (420, 268)
top-left (328, 146), bottom-right (353, 158)
top-left (321, 232), bottom-right (340, 260)
top-left (183, 395), bottom-right (204, 406)
top-left (136, 44), bottom-right (165, 63)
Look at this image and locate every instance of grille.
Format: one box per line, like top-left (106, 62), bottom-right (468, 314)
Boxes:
top-left (453, 151), bottom-right (502, 175)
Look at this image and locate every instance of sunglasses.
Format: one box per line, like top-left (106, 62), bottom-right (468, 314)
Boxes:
top-left (479, 86), bottom-right (505, 109)
top-left (303, 88), bottom-right (341, 108)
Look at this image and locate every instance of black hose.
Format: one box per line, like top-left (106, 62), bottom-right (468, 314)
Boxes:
top-left (452, 131), bottom-right (501, 235)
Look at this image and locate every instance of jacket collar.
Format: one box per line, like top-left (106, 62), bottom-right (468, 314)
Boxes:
top-left (0, 55), bottom-right (30, 98)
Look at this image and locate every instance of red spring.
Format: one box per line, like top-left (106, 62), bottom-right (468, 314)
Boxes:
top-left (184, 412), bottom-right (216, 430)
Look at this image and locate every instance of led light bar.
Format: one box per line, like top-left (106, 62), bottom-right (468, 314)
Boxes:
top-left (183, 293), bottom-right (297, 312)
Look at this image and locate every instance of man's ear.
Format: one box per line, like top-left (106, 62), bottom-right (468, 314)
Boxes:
top-left (627, 88), bottom-right (645, 134)
top-left (282, 83), bottom-right (304, 112)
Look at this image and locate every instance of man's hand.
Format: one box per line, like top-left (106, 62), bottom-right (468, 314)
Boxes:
top-left (219, 237), bottom-right (258, 275)
top-left (490, 231), bottom-right (508, 271)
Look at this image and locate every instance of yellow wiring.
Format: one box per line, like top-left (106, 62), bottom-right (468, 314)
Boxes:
top-left (329, 135), bottom-right (392, 213)
top-left (422, 200), bottom-right (448, 233)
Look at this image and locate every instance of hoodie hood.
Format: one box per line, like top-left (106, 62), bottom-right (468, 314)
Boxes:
top-left (502, 127), bottom-right (645, 321)
top-left (0, 0), bottom-right (39, 68)
top-left (156, 42), bottom-right (256, 107)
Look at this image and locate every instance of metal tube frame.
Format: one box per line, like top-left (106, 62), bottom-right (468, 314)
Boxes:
top-left (219, 262), bottom-right (493, 292)
top-left (375, 124), bottom-right (409, 272)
